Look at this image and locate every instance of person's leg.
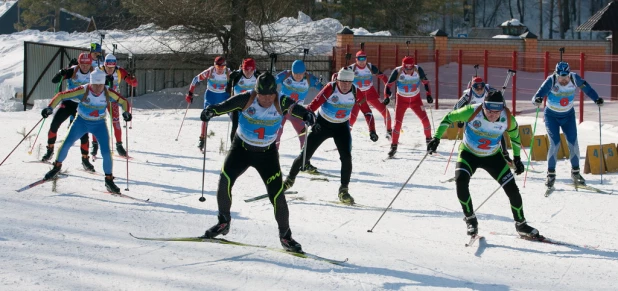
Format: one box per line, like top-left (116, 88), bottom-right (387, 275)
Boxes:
top-left (454, 150), bottom-right (479, 218)
top-left (365, 88), bottom-right (392, 131)
top-left (391, 94), bottom-right (409, 145)
top-left (253, 148), bottom-right (290, 237)
top-left (332, 122), bottom-right (353, 186)
top-left (409, 96), bottom-right (432, 140)
top-left (288, 116), bottom-right (308, 149)
top-left (544, 114), bottom-right (562, 172)
top-left (90, 120), bottom-right (113, 174)
top-left (111, 102), bottom-right (122, 142)
top-left (561, 113), bottom-right (580, 170)
top-left (43, 102), bottom-right (75, 161)
top-left (275, 114), bottom-right (290, 150)
top-left (54, 117), bottom-right (89, 164)
top-left (286, 118), bottom-right (331, 182)
top-left (216, 140), bottom-right (251, 222)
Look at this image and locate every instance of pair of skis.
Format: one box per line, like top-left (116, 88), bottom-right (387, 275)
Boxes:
top-left (129, 233), bottom-right (347, 265)
top-left (464, 232), bottom-right (598, 250)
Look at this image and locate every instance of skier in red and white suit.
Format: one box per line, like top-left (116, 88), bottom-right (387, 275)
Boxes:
top-left (347, 50), bottom-right (392, 139)
top-left (382, 56), bottom-right (433, 158)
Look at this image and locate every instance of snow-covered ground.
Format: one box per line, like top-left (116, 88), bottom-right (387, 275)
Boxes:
top-left (1, 91), bottom-right (618, 290)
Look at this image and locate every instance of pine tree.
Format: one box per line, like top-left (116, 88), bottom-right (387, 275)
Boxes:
top-left (15, 0), bottom-right (94, 32)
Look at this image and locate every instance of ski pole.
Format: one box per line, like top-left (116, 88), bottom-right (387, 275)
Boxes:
top-left (301, 124), bottom-right (309, 170)
top-left (109, 101), bottom-right (114, 155)
top-left (124, 120), bottom-right (130, 191)
top-left (474, 176), bottom-right (513, 213)
top-left (523, 107), bottom-right (540, 187)
top-left (28, 119), bottom-right (46, 155)
top-left (444, 129), bottom-right (461, 175)
top-left (1, 118), bottom-right (43, 166)
top-left (225, 118), bottom-right (231, 152)
top-left (599, 106), bottom-right (603, 184)
top-left (277, 127), bottom-right (312, 144)
top-left (175, 102), bottom-right (191, 141)
top-left (367, 152), bottom-right (429, 233)
top-left (428, 106), bottom-right (435, 134)
top-left (199, 121), bottom-right (208, 202)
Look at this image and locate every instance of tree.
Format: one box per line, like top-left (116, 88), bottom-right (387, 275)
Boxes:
top-left (15, 0), bottom-right (93, 31)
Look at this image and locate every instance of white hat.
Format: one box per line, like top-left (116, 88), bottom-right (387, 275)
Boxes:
top-left (90, 69), bottom-right (107, 85)
top-left (337, 67), bottom-right (355, 82)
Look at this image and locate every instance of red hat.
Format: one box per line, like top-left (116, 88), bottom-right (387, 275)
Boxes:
top-left (78, 52), bottom-right (92, 65)
top-left (472, 77), bottom-right (484, 84)
top-left (242, 58), bottom-right (255, 70)
top-left (214, 56), bottom-right (226, 66)
top-left (402, 56), bottom-right (415, 68)
top-left (356, 50), bottom-right (367, 58)
top-left (471, 77), bottom-right (485, 90)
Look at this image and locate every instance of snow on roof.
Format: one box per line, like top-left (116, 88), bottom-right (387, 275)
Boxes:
top-left (0, 1), bottom-right (17, 18)
top-left (59, 8), bottom-right (91, 22)
top-left (500, 19), bottom-right (525, 27)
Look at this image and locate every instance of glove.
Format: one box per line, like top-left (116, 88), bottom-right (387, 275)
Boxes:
top-left (427, 137), bottom-right (440, 154)
top-left (457, 121), bottom-right (465, 128)
top-left (200, 108), bottom-right (215, 122)
top-left (69, 58), bottom-right (78, 67)
top-left (595, 98), bottom-right (604, 107)
top-left (533, 97), bottom-right (543, 108)
top-left (383, 97), bottom-right (390, 106)
top-left (513, 156), bottom-right (525, 175)
top-left (51, 69), bottom-right (67, 83)
top-left (369, 130), bottom-right (378, 142)
top-left (126, 76), bottom-right (138, 87)
top-left (185, 92), bottom-right (194, 104)
top-left (41, 107), bottom-right (53, 118)
top-left (122, 111), bottom-right (132, 122)
top-left (426, 95), bottom-right (433, 104)
top-left (303, 111), bottom-right (316, 126)
top-left (311, 123), bottom-right (321, 134)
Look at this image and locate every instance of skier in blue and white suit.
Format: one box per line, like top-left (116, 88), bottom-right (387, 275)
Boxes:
top-left (532, 61), bottom-right (603, 188)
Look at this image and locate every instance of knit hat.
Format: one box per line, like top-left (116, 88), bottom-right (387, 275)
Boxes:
top-left (484, 90), bottom-right (504, 111)
top-left (90, 69), bottom-right (107, 85)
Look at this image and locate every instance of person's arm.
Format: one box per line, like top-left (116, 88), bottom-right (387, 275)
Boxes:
top-left (417, 66), bottom-right (432, 99)
top-left (506, 114), bottom-right (521, 157)
top-left (454, 90), bottom-right (471, 110)
top-left (118, 67), bottom-right (138, 87)
top-left (48, 86), bottom-right (86, 108)
top-left (433, 105), bottom-right (477, 138)
top-left (225, 70), bottom-right (241, 95)
top-left (206, 92), bottom-right (252, 115)
top-left (306, 83), bottom-right (335, 112)
top-left (572, 73), bottom-right (600, 101)
top-left (107, 88), bottom-right (131, 113)
top-left (384, 69), bottom-right (399, 97)
top-left (532, 76), bottom-right (553, 103)
top-left (188, 68), bottom-right (212, 94)
top-left (370, 63), bottom-right (388, 84)
top-left (308, 73), bottom-right (324, 90)
top-left (51, 67), bottom-right (76, 83)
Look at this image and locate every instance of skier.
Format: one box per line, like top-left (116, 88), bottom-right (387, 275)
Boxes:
top-left (382, 56), bottom-right (434, 158)
top-left (90, 54), bottom-right (138, 158)
top-left (40, 69), bottom-right (132, 194)
top-left (41, 53), bottom-right (96, 172)
top-left (89, 43), bottom-right (103, 67)
top-left (275, 60), bottom-right (324, 172)
top-left (199, 72), bottom-right (316, 253)
top-left (347, 50), bottom-right (392, 138)
top-left (427, 90), bottom-right (540, 238)
top-left (185, 56), bottom-right (231, 152)
top-left (225, 58), bottom-right (260, 142)
top-left (532, 61), bottom-right (603, 188)
top-left (283, 67), bottom-right (378, 204)
top-left (453, 77), bottom-right (512, 164)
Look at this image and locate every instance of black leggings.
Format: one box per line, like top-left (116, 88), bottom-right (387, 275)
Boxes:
top-left (216, 138), bottom-right (291, 236)
top-left (287, 115), bottom-right (352, 186)
top-left (455, 150), bottom-right (525, 222)
top-left (47, 101), bottom-right (89, 155)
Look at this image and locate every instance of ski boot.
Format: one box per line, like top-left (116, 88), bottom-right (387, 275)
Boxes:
top-left (545, 171), bottom-right (556, 188)
top-left (283, 177), bottom-right (295, 191)
top-left (41, 145), bottom-right (54, 162)
top-left (571, 168), bottom-right (586, 186)
top-left (338, 185), bottom-right (355, 204)
top-left (425, 138), bottom-right (432, 145)
top-left (279, 229), bottom-right (303, 253)
top-left (385, 129), bottom-right (393, 141)
top-left (515, 220), bottom-right (540, 238)
top-left (302, 161), bottom-right (318, 174)
top-left (200, 215), bottom-right (230, 239)
top-left (44, 162), bottom-right (62, 180)
top-left (198, 135), bottom-right (205, 152)
top-left (104, 174), bottom-right (121, 194)
top-left (116, 142), bottom-right (127, 157)
top-left (82, 155), bottom-right (95, 172)
top-left (387, 144), bottom-right (397, 158)
top-left (91, 141), bottom-right (99, 157)
top-left (464, 214), bottom-right (478, 236)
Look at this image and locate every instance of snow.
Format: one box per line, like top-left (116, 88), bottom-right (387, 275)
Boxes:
top-left (1, 91), bottom-right (618, 290)
top-left (0, 1), bottom-right (17, 18)
top-left (500, 19), bottom-right (524, 27)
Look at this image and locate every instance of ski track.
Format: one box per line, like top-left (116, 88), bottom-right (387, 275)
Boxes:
top-left (1, 105), bottom-right (618, 290)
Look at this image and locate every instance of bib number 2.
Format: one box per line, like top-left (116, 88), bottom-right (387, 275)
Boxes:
top-left (478, 138), bottom-right (491, 150)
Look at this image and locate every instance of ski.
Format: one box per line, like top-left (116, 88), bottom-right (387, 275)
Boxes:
top-left (320, 200), bottom-right (383, 210)
top-left (129, 233), bottom-right (348, 265)
top-left (92, 188), bottom-right (150, 202)
top-left (244, 191), bottom-right (299, 203)
top-left (23, 160), bottom-right (52, 165)
top-left (78, 168), bottom-right (103, 176)
top-left (16, 174), bottom-right (69, 192)
top-left (544, 186), bottom-right (555, 197)
top-left (306, 170), bottom-right (339, 178)
top-left (572, 184), bottom-right (612, 194)
top-left (310, 177), bottom-right (329, 182)
top-left (465, 235), bottom-right (484, 247)
top-left (440, 176), bottom-right (456, 183)
top-left (489, 232), bottom-right (599, 250)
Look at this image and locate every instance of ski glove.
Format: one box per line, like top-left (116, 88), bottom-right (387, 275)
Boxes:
top-left (457, 121), bottom-right (465, 128)
top-left (122, 111), bottom-right (132, 122)
top-left (69, 58), bottom-right (78, 67)
top-left (185, 92), bottom-right (194, 104)
top-left (513, 156), bottom-right (525, 175)
top-left (303, 111), bottom-right (316, 126)
top-left (369, 130), bottom-right (379, 142)
top-left (51, 69), bottom-right (68, 83)
top-left (200, 108), bottom-right (215, 122)
top-left (595, 98), bottom-right (604, 107)
top-left (382, 97), bottom-right (391, 106)
top-left (427, 137), bottom-right (440, 154)
top-left (41, 107), bottom-right (53, 118)
top-left (426, 95), bottom-right (433, 104)
top-left (533, 97), bottom-right (543, 108)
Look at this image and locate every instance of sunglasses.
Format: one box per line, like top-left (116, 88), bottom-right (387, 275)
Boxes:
top-left (357, 57), bottom-right (367, 61)
top-left (472, 83), bottom-right (485, 90)
top-left (215, 64), bottom-right (226, 69)
top-left (484, 101), bottom-right (504, 112)
top-left (338, 80), bottom-right (353, 83)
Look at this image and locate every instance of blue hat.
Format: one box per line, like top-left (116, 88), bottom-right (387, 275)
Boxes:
top-left (555, 62), bottom-right (570, 76)
top-left (90, 43), bottom-right (102, 53)
top-left (291, 60), bottom-right (306, 74)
